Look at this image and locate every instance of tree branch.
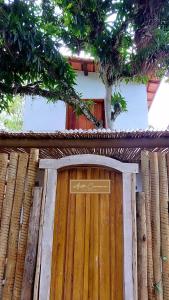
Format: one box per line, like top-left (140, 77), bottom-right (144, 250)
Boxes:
top-left (0, 82), bottom-right (103, 128)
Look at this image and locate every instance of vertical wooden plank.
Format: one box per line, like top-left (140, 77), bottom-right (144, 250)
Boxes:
top-left (88, 175), bottom-right (94, 300)
top-left (63, 169), bottom-right (76, 300)
top-left (88, 168), bottom-right (99, 300)
top-left (83, 168), bottom-right (91, 300)
top-left (131, 173), bottom-right (138, 300)
top-left (50, 170), bottom-right (69, 300)
top-left (2, 153), bottom-right (28, 300)
top-left (99, 169), bottom-right (110, 300)
top-left (158, 153), bottom-right (169, 300)
top-left (0, 154), bottom-right (8, 225)
top-left (13, 149), bottom-right (39, 300)
top-left (91, 172), bottom-right (99, 300)
top-left (114, 172), bottom-right (123, 300)
top-left (141, 151), bottom-right (154, 299)
top-left (122, 172), bottom-right (134, 300)
top-left (110, 172), bottom-right (116, 300)
top-left (39, 169), bottom-right (57, 300)
top-left (150, 153), bottom-right (163, 300)
top-left (33, 170), bottom-right (48, 300)
top-left (137, 192), bottom-right (148, 300)
top-left (72, 168), bottom-right (86, 300)
top-left (0, 152), bottom-right (18, 298)
top-left (21, 187), bottom-right (43, 300)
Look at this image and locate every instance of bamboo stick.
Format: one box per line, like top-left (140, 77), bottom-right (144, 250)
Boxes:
top-left (13, 149), bottom-right (39, 300)
top-left (141, 151), bottom-right (155, 299)
top-left (0, 152), bottom-right (18, 298)
top-left (137, 192), bottom-right (148, 300)
top-left (33, 170), bottom-right (47, 300)
top-left (2, 153), bottom-right (29, 300)
top-left (150, 152), bottom-right (163, 300)
top-left (21, 187), bottom-right (42, 300)
top-left (158, 153), bottom-right (169, 300)
top-left (0, 154), bottom-right (8, 225)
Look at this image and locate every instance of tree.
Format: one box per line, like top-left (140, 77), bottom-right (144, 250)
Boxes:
top-left (53, 0), bottom-right (169, 128)
top-left (0, 0), bottom-right (101, 128)
top-left (0, 96), bottom-right (23, 131)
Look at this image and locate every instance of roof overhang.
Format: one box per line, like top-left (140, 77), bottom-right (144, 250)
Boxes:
top-left (0, 130), bottom-right (168, 163)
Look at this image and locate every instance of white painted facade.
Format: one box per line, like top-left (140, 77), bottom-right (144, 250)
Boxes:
top-left (148, 77), bottom-right (169, 129)
top-left (23, 71), bottom-right (148, 131)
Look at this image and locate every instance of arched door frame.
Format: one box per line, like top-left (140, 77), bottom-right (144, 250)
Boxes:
top-left (38, 154), bottom-right (139, 300)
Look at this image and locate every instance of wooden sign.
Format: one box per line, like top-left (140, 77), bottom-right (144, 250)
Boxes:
top-left (70, 179), bottom-right (110, 194)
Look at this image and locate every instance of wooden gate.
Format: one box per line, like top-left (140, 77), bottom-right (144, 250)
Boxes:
top-left (39, 155), bottom-right (138, 300)
top-left (50, 167), bottom-right (123, 300)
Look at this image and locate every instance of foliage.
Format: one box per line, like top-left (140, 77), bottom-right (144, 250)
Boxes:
top-left (59, 1), bottom-right (169, 79)
top-left (53, 0), bottom-right (169, 126)
top-left (75, 99), bottom-right (94, 116)
top-left (1, 0), bottom-right (169, 127)
top-left (111, 92), bottom-right (127, 112)
top-left (111, 92), bottom-right (127, 121)
top-left (0, 0), bottom-right (101, 127)
top-left (0, 96), bottom-right (23, 131)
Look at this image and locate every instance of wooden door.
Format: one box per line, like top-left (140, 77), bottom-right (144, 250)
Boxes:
top-left (50, 167), bottom-right (123, 300)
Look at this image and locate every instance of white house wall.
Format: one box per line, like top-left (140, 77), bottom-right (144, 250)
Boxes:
top-left (148, 77), bottom-right (169, 129)
top-left (23, 96), bottom-right (66, 131)
top-left (23, 71), bottom-right (148, 131)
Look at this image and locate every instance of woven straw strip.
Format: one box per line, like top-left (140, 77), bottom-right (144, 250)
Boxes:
top-left (158, 153), bottom-right (169, 300)
top-left (2, 153), bottom-right (29, 300)
top-left (141, 151), bottom-right (155, 299)
top-left (13, 149), bottom-right (39, 300)
top-left (0, 154), bottom-right (8, 226)
top-left (150, 153), bottom-right (163, 300)
top-left (0, 153), bottom-right (18, 298)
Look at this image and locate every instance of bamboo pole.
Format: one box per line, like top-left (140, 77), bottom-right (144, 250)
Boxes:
top-left (33, 170), bottom-right (47, 300)
top-left (2, 153), bottom-right (29, 300)
top-left (158, 153), bottom-right (169, 300)
top-left (21, 187), bottom-right (42, 300)
top-left (137, 192), bottom-right (148, 300)
top-left (0, 153), bottom-right (18, 298)
top-left (13, 149), bottom-right (39, 300)
top-left (141, 151), bottom-right (155, 299)
top-left (150, 152), bottom-right (163, 300)
top-left (0, 154), bottom-right (8, 225)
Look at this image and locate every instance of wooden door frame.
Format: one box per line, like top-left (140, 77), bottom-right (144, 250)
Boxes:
top-left (38, 154), bottom-right (139, 300)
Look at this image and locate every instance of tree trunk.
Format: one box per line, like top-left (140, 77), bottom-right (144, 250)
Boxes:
top-left (105, 84), bottom-right (113, 129)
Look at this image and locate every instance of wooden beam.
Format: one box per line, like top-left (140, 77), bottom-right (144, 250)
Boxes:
top-left (0, 136), bottom-right (168, 149)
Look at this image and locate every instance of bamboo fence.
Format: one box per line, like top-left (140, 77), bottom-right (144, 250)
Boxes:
top-left (0, 148), bottom-right (169, 300)
top-left (140, 151), bottom-right (169, 300)
top-left (0, 149), bottom-right (40, 300)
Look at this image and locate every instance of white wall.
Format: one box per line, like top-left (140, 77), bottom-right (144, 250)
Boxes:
top-left (23, 96), bottom-right (66, 131)
top-left (149, 77), bottom-right (169, 129)
top-left (23, 71), bottom-right (148, 131)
